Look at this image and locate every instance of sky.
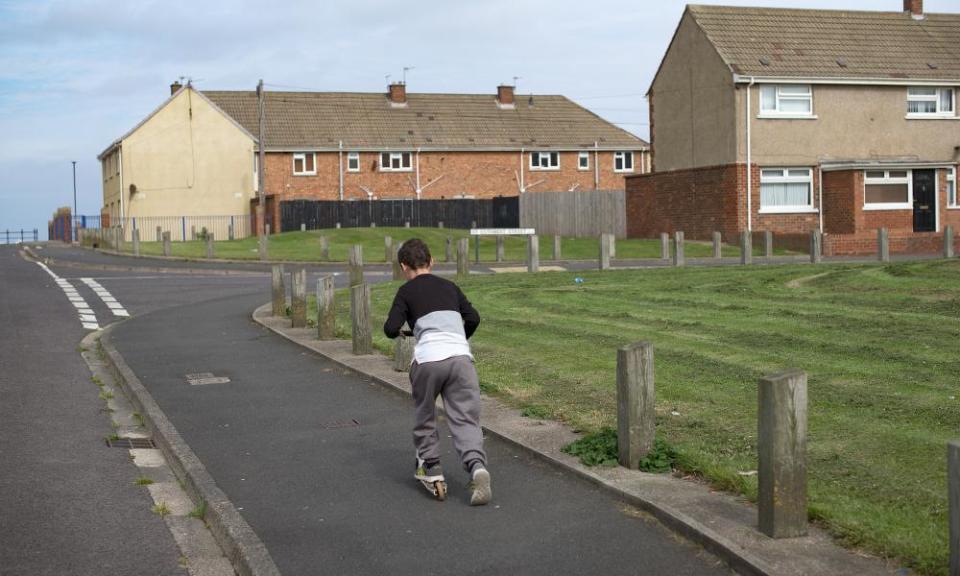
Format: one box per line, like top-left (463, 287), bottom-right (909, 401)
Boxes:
top-left (0, 0), bottom-right (957, 238)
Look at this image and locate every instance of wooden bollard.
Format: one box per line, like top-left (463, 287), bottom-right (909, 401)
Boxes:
top-left (335, 222), bottom-right (341, 229)
top-left (446, 237), bottom-right (453, 263)
top-left (350, 283), bottom-right (372, 355)
top-left (370, 222), bottom-right (376, 228)
top-left (319, 235), bottom-right (329, 260)
top-left (384, 236), bottom-right (393, 262)
top-left (115, 228), bottom-right (123, 252)
top-left (673, 231), bottom-right (685, 267)
top-left (300, 223), bottom-right (306, 232)
top-left (496, 236), bottom-right (504, 262)
top-left (132, 229), bottom-right (140, 257)
top-left (206, 233), bottom-right (215, 259)
top-left (599, 233), bottom-right (611, 270)
top-left (741, 231), bottom-right (753, 265)
top-left (457, 238), bottom-right (469, 278)
top-left (259, 224), bottom-right (269, 261)
top-left (660, 232), bottom-right (670, 260)
top-left (949, 441), bottom-right (960, 575)
top-left (438, 221), bottom-right (444, 229)
top-left (162, 231), bottom-right (171, 256)
top-left (810, 231), bottom-right (822, 264)
top-left (527, 234), bottom-right (539, 273)
top-left (764, 230), bottom-right (774, 258)
top-left (155, 226), bottom-right (162, 242)
top-left (393, 332), bottom-right (415, 372)
top-left (713, 231), bottom-right (722, 259)
top-left (878, 227), bottom-right (890, 262)
top-left (271, 264), bottom-right (286, 317)
top-left (617, 342), bottom-right (655, 468)
top-left (758, 369), bottom-right (808, 538)
top-left (945, 225), bottom-right (954, 259)
top-left (191, 225), bottom-right (197, 241)
top-left (317, 276), bottom-right (335, 340)
top-left (228, 223), bottom-right (235, 241)
top-left (348, 244), bottom-right (364, 287)
top-left (607, 234), bottom-right (616, 259)
top-left (392, 244), bottom-right (404, 281)
top-left (404, 221), bottom-right (410, 228)
top-left (291, 269), bottom-right (307, 328)
top-left (553, 235), bottom-right (562, 261)
top-left (474, 234), bottom-right (481, 264)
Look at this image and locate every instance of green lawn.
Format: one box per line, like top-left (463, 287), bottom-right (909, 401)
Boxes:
top-left (317, 260), bottom-right (959, 575)
top-left (129, 227), bottom-right (794, 262)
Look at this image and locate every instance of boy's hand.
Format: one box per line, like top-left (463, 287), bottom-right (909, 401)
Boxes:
top-left (401, 329), bottom-right (414, 337)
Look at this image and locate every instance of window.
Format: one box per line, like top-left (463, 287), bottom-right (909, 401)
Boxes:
top-left (614, 151), bottom-right (634, 173)
top-left (530, 151), bottom-right (559, 170)
top-left (948, 167), bottom-right (957, 207)
top-left (907, 87), bottom-right (954, 116)
top-left (578, 152), bottom-right (590, 171)
top-left (293, 152), bottom-right (316, 175)
top-left (347, 152), bottom-right (360, 172)
top-left (760, 168), bottom-right (814, 212)
top-left (864, 170), bottom-right (911, 208)
top-left (379, 152), bottom-right (412, 172)
top-left (759, 84), bottom-right (813, 116)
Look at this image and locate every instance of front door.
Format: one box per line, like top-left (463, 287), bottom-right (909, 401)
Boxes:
top-left (913, 169), bottom-right (936, 232)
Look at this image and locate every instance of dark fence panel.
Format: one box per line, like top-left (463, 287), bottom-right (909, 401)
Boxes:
top-left (280, 198), bottom-right (519, 231)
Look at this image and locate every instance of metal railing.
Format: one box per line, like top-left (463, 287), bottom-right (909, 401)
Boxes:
top-left (75, 215), bottom-right (252, 242)
top-left (1, 229), bottom-right (39, 244)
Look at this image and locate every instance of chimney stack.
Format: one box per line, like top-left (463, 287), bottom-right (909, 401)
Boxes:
top-left (170, 81), bottom-right (182, 96)
top-left (497, 85), bottom-right (515, 106)
top-left (904, 0), bottom-right (923, 18)
top-left (388, 82), bottom-right (407, 105)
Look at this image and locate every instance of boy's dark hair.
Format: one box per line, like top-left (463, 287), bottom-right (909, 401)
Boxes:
top-left (398, 238), bottom-right (432, 269)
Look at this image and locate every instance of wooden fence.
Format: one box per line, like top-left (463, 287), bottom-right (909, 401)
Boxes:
top-left (520, 190), bottom-right (626, 239)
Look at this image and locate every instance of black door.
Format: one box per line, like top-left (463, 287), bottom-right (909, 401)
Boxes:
top-left (913, 169), bottom-right (936, 232)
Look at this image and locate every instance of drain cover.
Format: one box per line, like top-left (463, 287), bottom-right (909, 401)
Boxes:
top-left (106, 437), bottom-right (156, 449)
top-left (319, 419), bottom-right (360, 430)
top-left (185, 372), bottom-right (231, 386)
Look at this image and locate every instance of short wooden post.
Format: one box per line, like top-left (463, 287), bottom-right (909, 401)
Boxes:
top-left (617, 342), bottom-right (655, 469)
top-left (457, 238), bottom-right (469, 278)
top-left (300, 223), bottom-right (306, 232)
top-left (404, 221), bottom-right (410, 228)
top-left (392, 244), bottom-right (404, 281)
top-left (713, 231), bottom-right (722, 259)
top-left (878, 227), bottom-right (890, 263)
top-left (660, 232), bottom-right (670, 260)
top-left (944, 225), bottom-right (955, 259)
top-left (607, 234), bottom-right (616, 259)
top-left (228, 224), bottom-right (235, 241)
top-left (350, 283), bottom-right (372, 355)
top-left (764, 230), bottom-right (774, 258)
top-left (319, 235), bottom-right (329, 261)
top-left (206, 233), bottom-right (215, 259)
top-left (438, 221), bottom-right (444, 229)
top-left (553, 235), bottom-right (562, 261)
top-left (191, 225), bottom-right (197, 241)
top-left (527, 234), bottom-right (539, 273)
top-left (758, 369), bottom-right (808, 538)
top-left (291, 269), bottom-right (307, 328)
top-left (741, 231), bottom-right (753, 265)
top-left (335, 222), bottom-right (341, 229)
top-left (115, 228), bottom-right (123, 252)
top-left (949, 441), bottom-right (960, 576)
top-left (317, 276), bottom-right (335, 340)
top-left (384, 236), bottom-right (393, 263)
top-left (162, 231), bottom-right (171, 256)
top-left (496, 236), bottom-right (504, 262)
top-left (810, 231), bottom-right (822, 264)
top-left (370, 222), bottom-right (376, 228)
top-left (445, 237), bottom-right (453, 263)
top-left (599, 233), bottom-right (611, 270)
top-left (673, 231), bottom-right (685, 267)
top-left (271, 264), bottom-right (285, 317)
top-left (348, 244), bottom-right (364, 287)
top-left (132, 228), bottom-right (140, 257)
top-left (155, 226), bottom-right (162, 242)
top-left (393, 331), bottom-right (415, 372)
top-left (474, 234), bottom-right (481, 264)
top-left (259, 224), bottom-right (269, 261)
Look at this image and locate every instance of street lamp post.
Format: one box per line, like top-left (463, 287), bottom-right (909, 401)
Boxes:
top-left (72, 161), bottom-right (77, 243)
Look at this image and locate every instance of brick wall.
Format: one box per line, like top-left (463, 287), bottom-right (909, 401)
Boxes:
top-left (822, 170), bottom-right (859, 234)
top-left (824, 230), bottom-right (959, 256)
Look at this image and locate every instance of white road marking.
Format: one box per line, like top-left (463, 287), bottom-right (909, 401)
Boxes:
top-left (34, 262), bottom-right (99, 330)
top-left (80, 277), bottom-right (129, 317)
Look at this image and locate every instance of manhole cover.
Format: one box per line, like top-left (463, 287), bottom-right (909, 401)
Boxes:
top-left (185, 372), bottom-right (231, 386)
top-left (106, 437), bottom-right (156, 449)
top-left (319, 419), bottom-right (360, 430)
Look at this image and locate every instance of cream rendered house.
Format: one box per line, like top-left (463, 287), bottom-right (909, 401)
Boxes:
top-left (98, 83), bottom-right (257, 240)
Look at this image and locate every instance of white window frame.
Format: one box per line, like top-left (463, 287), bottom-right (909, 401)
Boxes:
top-left (948, 167), bottom-right (957, 208)
top-left (759, 167), bottom-right (816, 213)
top-left (614, 151), bottom-right (634, 173)
top-left (759, 84), bottom-right (815, 118)
top-left (578, 151), bottom-right (590, 171)
top-left (863, 169), bottom-right (912, 210)
top-left (906, 87), bottom-right (955, 118)
top-left (379, 152), bottom-right (412, 172)
top-left (292, 152), bottom-right (316, 176)
top-left (530, 151), bottom-right (560, 171)
top-left (347, 152), bottom-right (360, 173)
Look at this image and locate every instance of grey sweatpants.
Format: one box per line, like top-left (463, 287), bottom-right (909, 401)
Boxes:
top-left (409, 355), bottom-right (486, 473)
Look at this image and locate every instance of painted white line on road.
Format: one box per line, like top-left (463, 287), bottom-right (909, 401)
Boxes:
top-left (35, 262), bottom-right (100, 330)
top-left (80, 277), bottom-right (129, 318)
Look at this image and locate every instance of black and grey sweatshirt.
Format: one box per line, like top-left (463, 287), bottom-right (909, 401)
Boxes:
top-left (383, 274), bottom-right (480, 364)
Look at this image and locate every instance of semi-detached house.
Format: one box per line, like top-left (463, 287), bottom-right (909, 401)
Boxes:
top-left (627, 0), bottom-right (960, 255)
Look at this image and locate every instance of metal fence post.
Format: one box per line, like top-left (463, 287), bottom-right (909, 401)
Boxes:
top-left (291, 269), bottom-right (307, 328)
top-left (617, 341), bottom-right (655, 469)
top-left (758, 369), bottom-right (808, 538)
top-left (271, 264), bottom-right (286, 317)
top-left (350, 283), bottom-right (373, 355)
top-left (527, 234), bottom-right (539, 273)
top-left (317, 276), bottom-right (335, 340)
top-left (741, 231), bottom-right (753, 265)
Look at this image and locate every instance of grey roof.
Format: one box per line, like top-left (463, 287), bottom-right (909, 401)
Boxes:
top-left (687, 4), bottom-right (960, 81)
top-left (201, 90), bottom-right (647, 150)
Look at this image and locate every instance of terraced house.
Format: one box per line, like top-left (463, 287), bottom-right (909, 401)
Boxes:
top-left (628, 0), bottom-right (960, 255)
top-left (99, 81), bottom-right (648, 234)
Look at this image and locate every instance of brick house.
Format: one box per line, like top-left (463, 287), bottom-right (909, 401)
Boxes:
top-left (627, 1), bottom-right (960, 255)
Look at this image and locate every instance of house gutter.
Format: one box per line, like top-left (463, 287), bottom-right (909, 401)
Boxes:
top-left (732, 74), bottom-right (960, 87)
top-left (745, 77), bottom-right (754, 232)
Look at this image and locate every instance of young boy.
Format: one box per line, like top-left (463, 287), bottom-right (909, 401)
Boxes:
top-left (383, 238), bottom-right (492, 506)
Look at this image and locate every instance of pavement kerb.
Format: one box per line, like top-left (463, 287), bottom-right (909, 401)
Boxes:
top-left (252, 303), bottom-right (896, 576)
top-left (98, 325), bottom-right (282, 576)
